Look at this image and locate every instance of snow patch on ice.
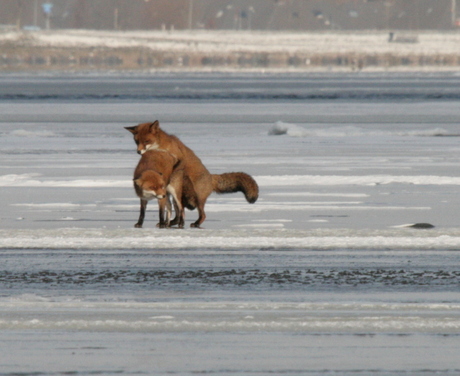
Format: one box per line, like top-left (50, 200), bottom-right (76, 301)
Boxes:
top-left (257, 175), bottom-right (460, 186)
top-left (12, 203), bottom-right (85, 208)
top-left (268, 121), bottom-right (308, 136)
top-left (268, 121), bottom-right (453, 138)
top-left (206, 201), bottom-right (429, 212)
top-left (0, 174), bottom-right (131, 188)
top-left (253, 219), bottom-right (293, 223)
top-left (267, 192), bottom-right (369, 198)
top-left (3, 173), bottom-right (460, 188)
top-left (1, 300), bottom-right (459, 333)
top-left (9, 130), bottom-right (56, 137)
top-left (2, 228), bottom-right (460, 250)
top-left (232, 223), bottom-right (285, 229)
top-left (2, 315), bottom-right (460, 333)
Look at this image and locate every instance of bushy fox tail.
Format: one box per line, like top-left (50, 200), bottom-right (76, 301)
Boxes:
top-left (212, 172), bottom-right (259, 203)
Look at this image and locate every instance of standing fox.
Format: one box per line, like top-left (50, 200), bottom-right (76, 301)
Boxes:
top-left (133, 149), bottom-right (185, 228)
top-left (125, 120), bottom-right (259, 228)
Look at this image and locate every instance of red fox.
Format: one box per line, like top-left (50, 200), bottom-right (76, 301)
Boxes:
top-left (125, 121), bottom-right (259, 228)
top-left (133, 149), bottom-right (184, 228)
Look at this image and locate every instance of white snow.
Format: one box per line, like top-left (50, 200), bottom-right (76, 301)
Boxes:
top-left (3, 173), bottom-right (460, 188)
top-left (257, 175), bottom-right (460, 186)
top-left (1, 228), bottom-right (460, 250)
top-left (269, 121), bottom-right (454, 138)
top-left (4, 29), bottom-right (460, 56)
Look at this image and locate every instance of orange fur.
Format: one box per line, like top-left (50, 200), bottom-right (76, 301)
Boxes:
top-left (132, 149), bottom-right (184, 228)
top-left (126, 121), bottom-right (258, 228)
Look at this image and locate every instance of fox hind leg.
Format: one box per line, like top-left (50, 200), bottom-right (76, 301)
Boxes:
top-left (168, 189), bottom-right (185, 228)
top-left (191, 201), bottom-right (206, 228)
top-left (167, 172), bottom-right (185, 229)
top-left (164, 196), bottom-right (173, 227)
top-left (173, 197), bottom-right (185, 228)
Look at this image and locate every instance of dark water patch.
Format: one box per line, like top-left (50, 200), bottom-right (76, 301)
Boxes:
top-left (408, 223), bottom-right (435, 229)
top-left (3, 92), bottom-right (460, 102)
top-left (1, 268), bottom-right (460, 288)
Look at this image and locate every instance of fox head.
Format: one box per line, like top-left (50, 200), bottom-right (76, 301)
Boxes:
top-left (125, 120), bottom-right (161, 155)
top-left (134, 170), bottom-right (167, 201)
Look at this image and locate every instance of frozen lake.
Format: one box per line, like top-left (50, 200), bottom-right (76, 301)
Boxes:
top-left (1, 72), bottom-right (460, 375)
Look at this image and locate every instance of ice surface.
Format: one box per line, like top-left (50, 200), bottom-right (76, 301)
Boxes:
top-left (2, 92), bottom-right (460, 237)
top-left (2, 73), bottom-right (460, 375)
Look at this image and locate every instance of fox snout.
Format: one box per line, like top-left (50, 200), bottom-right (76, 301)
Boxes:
top-left (140, 189), bottom-right (165, 200)
top-left (137, 145), bottom-right (153, 155)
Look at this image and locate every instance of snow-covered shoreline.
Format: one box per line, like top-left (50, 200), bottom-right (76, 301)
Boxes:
top-left (3, 29), bottom-right (460, 55)
top-left (2, 29), bottom-right (460, 71)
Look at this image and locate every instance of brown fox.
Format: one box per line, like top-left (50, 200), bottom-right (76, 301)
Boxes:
top-left (133, 149), bottom-right (185, 228)
top-left (125, 121), bottom-right (259, 228)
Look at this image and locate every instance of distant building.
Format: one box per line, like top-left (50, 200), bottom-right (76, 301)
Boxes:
top-left (1, 0), bottom-right (459, 31)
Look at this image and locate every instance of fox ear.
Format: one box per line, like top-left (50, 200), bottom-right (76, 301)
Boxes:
top-left (133, 178), bottom-right (142, 186)
top-left (149, 120), bottom-right (160, 133)
top-left (125, 126), bottom-right (138, 134)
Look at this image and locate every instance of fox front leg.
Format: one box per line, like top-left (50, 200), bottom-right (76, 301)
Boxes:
top-left (135, 199), bottom-right (147, 228)
top-left (156, 197), bottom-right (169, 228)
top-left (173, 199), bottom-right (185, 228)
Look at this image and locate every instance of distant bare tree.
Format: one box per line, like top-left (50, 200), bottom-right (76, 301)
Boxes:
top-left (16, 0), bottom-right (24, 29)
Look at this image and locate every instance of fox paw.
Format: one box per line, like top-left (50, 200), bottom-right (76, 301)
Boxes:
top-left (134, 223), bottom-right (143, 228)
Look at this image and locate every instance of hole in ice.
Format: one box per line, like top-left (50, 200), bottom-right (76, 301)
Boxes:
top-left (393, 223), bottom-right (435, 229)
